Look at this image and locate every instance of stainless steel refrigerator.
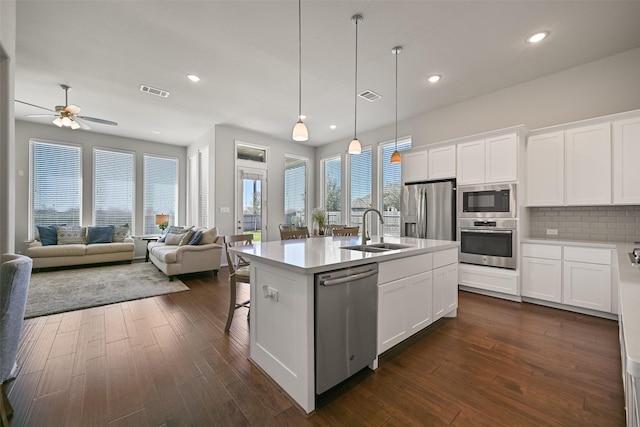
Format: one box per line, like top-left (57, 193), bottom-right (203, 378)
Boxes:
top-left (401, 178), bottom-right (456, 241)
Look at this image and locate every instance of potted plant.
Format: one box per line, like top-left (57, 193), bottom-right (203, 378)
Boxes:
top-left (312, 208), bottom-right (326, 235)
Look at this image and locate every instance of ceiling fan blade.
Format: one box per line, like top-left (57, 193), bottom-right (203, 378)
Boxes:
top-left (25, 114), bottom-right (57, 118)
top-left (73, 117), bottom-right (91, 130)
top-left (77, 115), bottom-right (118, 126)
top-left (65, 104), bottom-right (81, 115)
top-left (15, 100), bottom-right (56, 112)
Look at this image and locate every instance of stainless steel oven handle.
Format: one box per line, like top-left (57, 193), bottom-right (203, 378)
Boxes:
top-left (460, 228), bottom-right (513, 234)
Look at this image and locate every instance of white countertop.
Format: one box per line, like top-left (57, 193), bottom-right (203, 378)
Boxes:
top-left (229, 236), bottom-right (459, 274)
top-left (523, 237), bottom-right (640, 377)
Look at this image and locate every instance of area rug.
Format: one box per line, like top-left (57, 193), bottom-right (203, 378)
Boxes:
top-left (25, 262), bottom-right (189, 318)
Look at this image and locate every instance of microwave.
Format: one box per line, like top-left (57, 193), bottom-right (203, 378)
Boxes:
top-left (459, 184), bottom-right (516, 218)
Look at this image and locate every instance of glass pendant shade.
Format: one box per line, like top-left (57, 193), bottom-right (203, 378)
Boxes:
top-left (348, 138), bottom-right (361, 154)
top-left (70, 119), bottom-right (80, 130)
top-left (292, 119), bottom-right (309, 142)
top-left (52, 117), bottom-right (63, 127)
top-left (390, 150), bottom-right (402, 164)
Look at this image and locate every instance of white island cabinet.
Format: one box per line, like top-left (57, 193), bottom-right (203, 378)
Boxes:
top-left (230, 236), bottom-right (458, 414)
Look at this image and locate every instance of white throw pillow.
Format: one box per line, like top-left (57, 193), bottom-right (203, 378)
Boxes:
top-left (199, 227), bottom-right (219, 245)
top-left (164, 232), bottom-right (184, 245)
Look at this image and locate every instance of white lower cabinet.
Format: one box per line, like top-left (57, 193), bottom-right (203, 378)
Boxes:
top-left (377, 249), bottom-right (458, 355)
top-left (433, 263), bottom-right (458, 321)
top-left (521, 243), bottom-right (613, 314)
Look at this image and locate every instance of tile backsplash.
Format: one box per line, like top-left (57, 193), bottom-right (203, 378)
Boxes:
top-left (528, 206), bottom-right (640, 243)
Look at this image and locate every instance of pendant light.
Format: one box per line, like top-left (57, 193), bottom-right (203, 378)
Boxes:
top-left (292, 0), bottom-right (309, 142)
top-left (348, 15), bottom-right (363, 155)
top-left (390, 46), bottom-right (402, 164)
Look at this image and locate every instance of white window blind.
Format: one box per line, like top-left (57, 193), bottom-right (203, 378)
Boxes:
top-left (198, 148), bottom-right (209, 228)
top-left (380, 138), bottom-right (411, 236)
top-left (144, 155), bottom-right (178, 234)
top-left (322, 155), bottom-right (342, 225)
top-left (30, 140), bottom-right (82, 235)
top-left (187, 155), bottom-right (197, 226)
top-left (93, 148), bottom-right (134, 228)
top-left (284, 155), bottom-right (307, 226)
top-left (349, 147), bottom-right (371, 232)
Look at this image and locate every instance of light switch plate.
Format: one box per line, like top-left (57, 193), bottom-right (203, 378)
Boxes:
top-left (546, 229), bottom-right (558, 235)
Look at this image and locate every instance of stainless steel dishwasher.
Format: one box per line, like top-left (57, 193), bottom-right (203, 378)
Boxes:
top-left (315, 263), bottom-right (378, 394)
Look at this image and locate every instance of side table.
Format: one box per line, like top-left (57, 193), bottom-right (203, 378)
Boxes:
top-left (138, 236), bottom-right (160, 262)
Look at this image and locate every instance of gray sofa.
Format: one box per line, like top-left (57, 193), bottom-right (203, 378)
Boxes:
top-left (26, 225), bottom-right (135, 269)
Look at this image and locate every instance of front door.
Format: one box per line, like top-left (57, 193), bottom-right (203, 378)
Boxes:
top-left (236, 167), bottom-right (267, 242)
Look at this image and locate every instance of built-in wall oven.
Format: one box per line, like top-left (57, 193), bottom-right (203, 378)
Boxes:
top-left (459, 184), bottom-right (516, 218)
top-left (459, 218), bottom-right (517, 269)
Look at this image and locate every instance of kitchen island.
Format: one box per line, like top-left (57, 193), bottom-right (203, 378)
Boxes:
top-left (229, 235), bottom-right (459, 413)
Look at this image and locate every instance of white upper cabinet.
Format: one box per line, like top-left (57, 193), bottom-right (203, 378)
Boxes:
top-left (565, 123), bottom-right (611, 205)
top-left (402, 148), bottom-right (429, 184)
top-left (427, 145), bottom-right (456, 180)
top-left (613, 116), bottom-right (640, 204)
top-left (485, 133), bottom-right (517, 183)
top-left (527, 131), bottom-right (565, 206)
top-left (457, 133), bottom-right (518, 185)
top-left (456, 139), bottom-right (485, 185)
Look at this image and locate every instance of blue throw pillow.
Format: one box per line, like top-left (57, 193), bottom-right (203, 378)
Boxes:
top-left (88, 225), bottom-right (115, 243)
top-left (188, 230), bottom-right (203, 245)
top-left (37, 225), bottom-right (59, 246)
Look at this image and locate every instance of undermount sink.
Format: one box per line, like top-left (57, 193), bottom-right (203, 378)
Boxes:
top-left (341, 243), bottom-right (414, 253)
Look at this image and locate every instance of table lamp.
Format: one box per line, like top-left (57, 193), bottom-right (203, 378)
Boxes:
top-left (155, 213), bottom-right (169, 234)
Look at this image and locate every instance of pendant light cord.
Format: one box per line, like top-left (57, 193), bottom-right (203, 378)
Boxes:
top-left (353, 17), bottom-right (359, 139)
top-left (298, 0), bottom-right (302, 118)
top-left (395, 49), bottom-right (398, 150)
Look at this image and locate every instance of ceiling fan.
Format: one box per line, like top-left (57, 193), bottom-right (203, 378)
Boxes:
top-left (15, 84), bottom-right (118, 130)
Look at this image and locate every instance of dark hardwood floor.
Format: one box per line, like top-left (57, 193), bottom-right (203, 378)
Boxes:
top-left (6, 266), bottom-right (624, 426)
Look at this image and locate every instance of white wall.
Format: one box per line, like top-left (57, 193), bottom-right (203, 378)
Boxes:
top-left (14, 121), bottom-right (187, 253)
top-left (316, 47), bottom-right (640, 206)
top-left (0, 1), bottom-right (16, 253)
top-left (210, 125), bottom-right (316, 241)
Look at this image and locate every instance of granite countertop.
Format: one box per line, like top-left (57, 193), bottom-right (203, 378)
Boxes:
top-left (229, 236), bottom-right (459, 274)
top-left (523, 237), bottom-right (640, 377)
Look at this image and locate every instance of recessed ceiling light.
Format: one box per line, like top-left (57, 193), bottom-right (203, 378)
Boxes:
top-left (329, 124), bottom-right (337, 130)
top-left (427, 75), bottom-right (441, 83)
top-left (186, 74), bottom-right (200, 82)
top-left (152, 130), bottom-right (161, 134)
top-left (526, 31), bottom-right (549, 44)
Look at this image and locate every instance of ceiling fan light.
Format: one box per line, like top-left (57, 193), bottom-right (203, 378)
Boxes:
top-left (292, 119), bottom-right (309, 142)
top-left (390, 150), bottom-right (402, 164)
top-left (70, 119), bottom-right (81, 130)
top-left (61, 116), bottom-right (72, 127)
top-left (348, 138), bottom-right (361, 154)
top-left (52, 117), bottom-right (63, 127)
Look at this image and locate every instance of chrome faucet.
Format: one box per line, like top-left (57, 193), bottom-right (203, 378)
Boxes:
top-left (362, 208), bottom-right (384, 244)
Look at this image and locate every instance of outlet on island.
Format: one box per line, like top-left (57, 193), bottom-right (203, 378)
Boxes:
top-left (546, 229), bottom-right (558, 236)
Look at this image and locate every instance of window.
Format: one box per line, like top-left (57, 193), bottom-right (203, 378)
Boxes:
top-left (144, 155), bottom-right (178, 234)
top-left (284, 155), bottom-right (307, 226)
top-left (93, 148), bottom-right (134, 228)
top-left (30, 140), bottom-right (82, 236)
top-left (198, 148), bottom-right (209, 228)
top-left (187, 155), bottom-right (197, 226)
top-left (349, 147), bottom-right (371, 232)
top-left (322, 155), bottom-right (342, 225)
top-left (380, 138), bottom-right (411, 236)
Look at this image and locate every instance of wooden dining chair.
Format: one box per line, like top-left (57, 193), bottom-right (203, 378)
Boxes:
top-left (332, 226), bottom-right (360, 236)
top-left (224, 234), bottom-right (253, 332)
top-left (280, 227), bottom-right (310, 240)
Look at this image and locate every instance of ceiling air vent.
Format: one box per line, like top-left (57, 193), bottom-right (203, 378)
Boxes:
top-left (358, 89), bottom-right (382, 102)
top-left (140, 84), bottom-right (170, 98)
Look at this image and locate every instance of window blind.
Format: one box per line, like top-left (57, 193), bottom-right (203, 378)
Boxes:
top-left (322, 155), bottom-right (342, 225)
top-left (143, 155), bottom-right (178, 234)
top-left (187, 155), bottom-right (198, 226)
top-left (349, 147), bottom-right (371, 231)
top-left (380, 138), bottom-right (411, 236)
top-left (30, 141), bottom-right (82, 235)
top-left (93, 148), bottom-right (134, 228)
top-left (198, 148), bottom-right (209, 228)
top-left (284, 155), bottom-right (307, 226)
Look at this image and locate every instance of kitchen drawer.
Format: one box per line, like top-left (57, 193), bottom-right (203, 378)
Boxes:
top-left (522, 243), bottom-right (562, 260)
top-left (378, 253), bottom-right (433, 284)
top-left (433, 248), bottom-right (458, 269)
top-left (564, 246), bottom-right (611, 265)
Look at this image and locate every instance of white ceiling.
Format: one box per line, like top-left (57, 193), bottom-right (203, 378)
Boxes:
top-left (14, 1), bottom-right (640, 147)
